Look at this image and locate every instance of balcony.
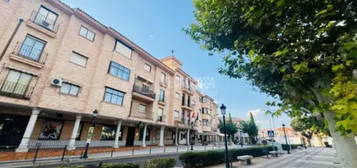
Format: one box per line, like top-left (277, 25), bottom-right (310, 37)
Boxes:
top-left (181, 84), bottom-right (193, 94)
top-left (132, 84), bottom-right (155, 102)
top-left (181, 102), bottom-right (193, 111)
top-left (159, 79), bottom-right (168, 87)
top-left (0, 81), bottom-right (34, 99)
top-left (10, 42), bottom-right (48, 68)
top-left (156, 115), bottom-right (166, 122)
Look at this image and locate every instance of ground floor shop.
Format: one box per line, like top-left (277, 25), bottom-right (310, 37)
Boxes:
top-left (0, 106), bottom-right (222, 152)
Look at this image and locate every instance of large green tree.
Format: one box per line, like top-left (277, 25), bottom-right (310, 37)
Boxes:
top-left (239, 112), bottom-right (259, 144)
top-left (186, 0), bottom-right (357, 167)
top-left (218, 113), bottom-right (238, 142)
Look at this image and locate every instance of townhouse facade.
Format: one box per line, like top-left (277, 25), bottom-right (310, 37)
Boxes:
top-left (0, 0), bottom-right (222, 152)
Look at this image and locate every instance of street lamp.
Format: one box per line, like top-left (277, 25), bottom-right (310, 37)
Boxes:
top-left (82, 110), bottom-right (98, 159)
top-left (190, 123), bottom-right (194, 150)
top-left (282, 124), bottom-right (290, 154)
top-left (239, 130), bottom-right (243, 148)
top-left (220, 104), bottom-right (230, 168)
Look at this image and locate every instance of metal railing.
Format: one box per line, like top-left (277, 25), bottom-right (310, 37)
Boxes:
top-left (133, 85), bottom-right (156, 99)
top-left (30, 10), bottom-right (60, 33)
top-left (0, 81), bottom-right (34, 99)
top-left (12, 42), bottom-right (48, 64)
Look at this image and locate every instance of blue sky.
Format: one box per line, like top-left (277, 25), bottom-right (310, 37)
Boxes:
top-left (61, 0), bottom-right (291, 129)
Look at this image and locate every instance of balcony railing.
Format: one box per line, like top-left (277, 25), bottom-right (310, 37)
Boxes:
top-left (12, 42), bottom-right (48, 64)
top-left (159, 79), bottom-right (168, 86)
top-left (30, 10), bottom-right (60, 33)
top-left (0, 81), bottom-right (33, 99)
top-left (156, 115), bottom-right (165, 122)
top-left (133, 85), bottom-right (156, 99)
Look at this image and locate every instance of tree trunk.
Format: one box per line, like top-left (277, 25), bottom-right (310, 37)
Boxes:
top-left (325, 110), bottom-right (357, 168)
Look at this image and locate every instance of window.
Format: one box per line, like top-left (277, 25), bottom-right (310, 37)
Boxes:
top-left (100, 125), bottom-right (116, 140)
top-left (79, 26), bottom-right (95, 41)
top-left (115, 40), bottom-right (132, 58)
top-left (175, 75), bottom-right (180, 85)
top-left (157, 108), bottom-right (164, 121)
top-left (0, 70), bottom-right (32, 97)
top-left (144, 63), bottom-right (151, 72)
top-left (159, 89), bottom-right (165, 102)
top-left (175, 92), bottom-right (180, 99)
top-left (138, 104), bottom-right (146, 113)
top-left (174, 110), bottom-right (180, 119)
top-left (160, 72), bottom-right (166, 83)
top-left (139, 128), bottom-right (150, 141)
top-left (108, 61), bottom-right (131, 81)
top-left (75, 123), bottom-right (83, 140)
top-left (181, 111), bottom-right (185, 123)
top-left (19, 35), bottom-right (46, 61)
top-left (104, 87), bottom-right (124, 105)
top-left (70, 52), bottom-right (87, 67)
top-left (202, 119), bottom-right (209, 126)
top-left (182, 93), bottom-right (186, 106)
top-left (34, 6), bottom-right (58, 31)
top-left (60, 82), bottom-right (80, 96)
top-left (39, 120), bottom-right (63, 140)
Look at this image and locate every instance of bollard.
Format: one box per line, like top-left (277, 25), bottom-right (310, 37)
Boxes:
top-left (111, 148), bottom-right (114, 157)
top-left (132, 147), bottom-right (134, 155)
top-left (61, 145), bottom-right (67, 161)
top-left (177, 145), bottom-right (179, 152)
top-left (149, 146), bottom-right (152, 154)
top-left (204, 145), bottom-right (206, 150)
top-left (33, 144), bottom-right (40, 165)
top-left (164, 145), bottom-right (166, 153)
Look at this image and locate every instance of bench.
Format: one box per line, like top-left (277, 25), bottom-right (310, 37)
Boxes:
top-left (237, 155), bottom-right (253, 165)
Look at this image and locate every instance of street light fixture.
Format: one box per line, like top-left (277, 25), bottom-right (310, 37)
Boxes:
top-left (82, 109), bottom-right (98, 159)
top-left (282, 124), bottom-right (290, 154)
top-left (220, 104), bottom-right (230, 168)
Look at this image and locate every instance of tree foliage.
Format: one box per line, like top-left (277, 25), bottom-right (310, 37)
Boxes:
top-left (186, 0), bottom-right (357, 135)
top-left (218, 113), bottom-right (238, 141)
top-left (239, 113), bottom-right (259, 144)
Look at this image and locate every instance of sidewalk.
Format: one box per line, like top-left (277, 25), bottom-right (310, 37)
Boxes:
top-left (206, 147), bottom-right (340, 168)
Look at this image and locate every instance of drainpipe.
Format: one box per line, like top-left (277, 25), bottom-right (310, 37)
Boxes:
top-left (0, 18), bottom-right (24, 61)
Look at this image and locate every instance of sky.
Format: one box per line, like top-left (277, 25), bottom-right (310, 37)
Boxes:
top-left (61, 0), bottom-right (291, 129)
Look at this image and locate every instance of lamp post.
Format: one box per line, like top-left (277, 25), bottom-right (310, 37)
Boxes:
top-left (220, 104), bottom-right (230, 168)
top-left (240, 130), bottom-right (243, 148)
top-left (282, 124), bottom-right (290, 154)
top-left (82, 110), bottom-right (98, 159)
top-left (190, 123), bottom-right (194, 150)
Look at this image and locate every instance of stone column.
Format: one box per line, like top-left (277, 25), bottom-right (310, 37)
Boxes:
top-left (114, 120), bottom-right (122, 148)
top-left (175, 128), bottom-right (179, 146)
top-left (68, 115), bottom-right (82, 150)
top-left (142, 124), bottom-right (147, 147)
top-left (159, 126), bottom-right (165, 146)
top-left (187, 129), bottom-right (190, 145)
top-left (16, 108), bottom-right (40, 152)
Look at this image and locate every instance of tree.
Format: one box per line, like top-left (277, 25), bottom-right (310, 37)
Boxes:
top-left (239, 113), bottom-right (259, 144)
top-left (186, 0), bottom-right (357, 167)
top-left (218, 113), bottom-right (238, 142)
top-left (290, 116), bottom-right (330, 146)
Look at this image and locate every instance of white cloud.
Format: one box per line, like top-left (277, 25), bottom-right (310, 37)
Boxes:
top-left (246, 108), bottom-right (264, 118)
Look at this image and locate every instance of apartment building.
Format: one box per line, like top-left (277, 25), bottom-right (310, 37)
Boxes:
top-left (0, 0), bottom-right (222, 152)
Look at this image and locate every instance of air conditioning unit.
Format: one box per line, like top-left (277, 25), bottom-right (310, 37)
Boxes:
top-left (51, 78), bottom-right (63, 87)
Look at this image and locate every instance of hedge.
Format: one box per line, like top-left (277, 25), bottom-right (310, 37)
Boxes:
top-left (281, 144), bottom-right (303, 151)
top-left (101, 163), bottom-right (140, 168)
top-left (144, 158), bottom-right (176, 168)
top-left (179, 145), bottom-right (275, 168)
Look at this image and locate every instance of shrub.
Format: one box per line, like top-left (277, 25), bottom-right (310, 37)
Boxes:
top-left (101, 163), bottom-right (140, 168)
top-left (281, 144), bottom-right (303, 150)
top-left (55, 166), bottom-right (86, 168)
top-left (144, 158), bottom-right (176, 168)
top-left (179, 146), bottom-right (275, 168)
